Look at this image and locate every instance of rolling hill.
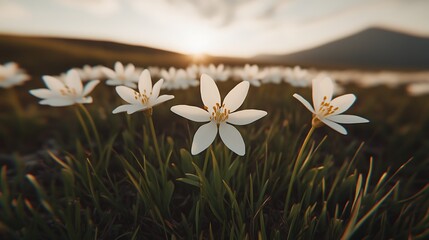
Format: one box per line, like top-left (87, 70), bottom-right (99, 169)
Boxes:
top-left (255, 27), bottom-right (429, 70)
top-left (0, 34), bottom-right (195, 76)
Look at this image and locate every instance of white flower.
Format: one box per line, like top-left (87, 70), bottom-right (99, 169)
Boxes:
top-left (29, 70), bottom-right (99, 107)
top-left (171, 74), bottom-right (267, 156)
top-left (112, 69), bottom-right (174, 114)
top-left (75, 65), bottom-right (105, 81)
top-left (102, 61), bottom-right (140, 88)
top-left (200, 64), bottom-right (230, 82)
top-left (260, 66), bottom-right (283, 84)
top-left (293, 76), bottom-right (368, 135)
top-left (147, 66), bottom-right (161, 79)
top-left (160, 67), bottom-right (199, 90)
top-left (237, 64), bottom-right (261, 87)
top-left (284, 66), bottom-right (311, 87)
top-left (0, 62), bottom-right (30, 88)
top-left (406, 82), bottom-right (429, 96)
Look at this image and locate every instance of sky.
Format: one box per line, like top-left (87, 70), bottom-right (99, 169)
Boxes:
top-left (0, 0), bottom-right (428, 58)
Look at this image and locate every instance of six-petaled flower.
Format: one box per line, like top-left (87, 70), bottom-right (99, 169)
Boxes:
top-left (113, 69), bottom-right (174, 114)
top-left (293, 76), bottom-right (369, 135)
top-left (171, 74), bottom-right (267, 156)
top-left (29, 69), bottom-right (99, 107)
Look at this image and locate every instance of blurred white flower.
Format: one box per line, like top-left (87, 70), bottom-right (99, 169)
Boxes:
top-left (186, 64), bottom-right (200, 79)
top-left (113, 69), bottom-right (174, 114)
top-left (406, 82), bottom-right (429, 96)
top-left (29, 70), bottom-right (99, 107)
top-left (237, 64), bottom-right (261, 87)
top-left (75, 65), bottom-right (105, 81)
top-left (52, 72), bottom-right (68, 83)
top-left (160, 67), bottom-right (199, 90)
top-left (284, 66), bottom-right (311, 87)
top-left (293, 76), bottom-right (368, 135)
top-left (0, 62), bottom-right (30, 88)
top-left (260, 66), bottom-right (283, 84)
top-left (102, 61), bottom-right (140, 88)
top-left (200, 64), bottom-right (230, 81)
top-left (171, 74), bottom-right (267, 156)
top-left (148, 66), bottom-right (161, 79)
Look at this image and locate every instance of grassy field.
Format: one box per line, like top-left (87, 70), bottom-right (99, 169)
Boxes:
top-left (0, 35), bottom-right (428, 239)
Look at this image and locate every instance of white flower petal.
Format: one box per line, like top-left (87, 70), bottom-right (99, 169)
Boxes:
top-left (227, 109), bottom-right (267, 125)
top-left (139, 69), bottom-right (152, 95)
top-left (102, 67), bottom-right (116, 79)
top-left (112, 104), bottom-right (145, 114)
top-left (76, 96), bottom-right (93, 104)
top-left (223, 81), bottom-right (249, 112)
top-left (65, 70), bottom-right (83, 94)
top-left (82, 80), bottom-right (100, 96)
top-left (326, 114), bottom-right (369, 124)
top-left (330, 94), bottom-right (356, 115)
top-left (191, 121), bottom-right (217, 155)
top-left (150, 79), bottom-right (163, 101)
top-left (115, 86), bottom-right (140, 104)
top-left (106, 79), bottom-right (120, 86)
top-left (293, 93), bottom-right (315, 113)
top-left (124, 81), bottom-right (137, 89)
top-left (29, 89), bottom-right (55, 99)
top-left (171, 105), bottom-right (210, 122)
top-left (249, 80), bottom-right (261, 87)
top-left (125, 64), bottom-right (136, 78)
top-left (320, 118), bottom-right (347, 135)
top-left (313, 76), bottom-right (333, 110)
top-left (40, 98), bottom-right (74, 107)
top-left (42, 76), bottom-right (65, 93)
top-left (219, 123), bottom-right (245, 156)
top-left (152, 94), bottom-right (174, 106)
top-left (114, 61), bottom-right (124, 74)
top-left (200, 74), bottom-right (220, 112)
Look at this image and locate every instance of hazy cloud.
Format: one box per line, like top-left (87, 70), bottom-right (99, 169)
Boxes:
top-left (53, 0), bottom-right (120, 16)
top-left (0, 0), bottom-right (31, 19)
top-left (2, 0), bottom-right (429, 57)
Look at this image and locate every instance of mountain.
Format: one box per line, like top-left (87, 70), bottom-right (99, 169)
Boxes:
top-left (255, 27), bottom-right (429, 70)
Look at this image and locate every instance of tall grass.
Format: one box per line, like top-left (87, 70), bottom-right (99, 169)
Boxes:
top-left (0, 80), bottom-right (428, 239)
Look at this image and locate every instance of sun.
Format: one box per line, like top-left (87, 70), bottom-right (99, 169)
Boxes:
top-left (180, 27), bottom-right (215, 57)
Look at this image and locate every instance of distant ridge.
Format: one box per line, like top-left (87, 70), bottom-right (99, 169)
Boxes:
top-left (0, 34), bottom-right (247, 75)
top-left (255, 27), bottom-right (429, 70)
top-left (0, 34), bottom-right (191, 75)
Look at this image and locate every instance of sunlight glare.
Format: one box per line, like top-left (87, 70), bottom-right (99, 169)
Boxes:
top-left (180, 27), bottom-right (214, 56)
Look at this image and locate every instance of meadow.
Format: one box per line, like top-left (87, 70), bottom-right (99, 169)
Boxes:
top-left (0, 35), bottom-right (428, 239)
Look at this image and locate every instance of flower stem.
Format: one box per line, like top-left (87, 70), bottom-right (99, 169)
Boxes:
top-left (74, 106), bottom-right (94, 154)
top-left (147, 113), bottom-right (162, 165)
top-left (7, 88), bottom-right (24, 140)
top-left (77, 104), bottom-right (102, 157)
top-left (7, 88), bottom-right (24, 118)
top-left (284, 125), bottom-right (315, 212)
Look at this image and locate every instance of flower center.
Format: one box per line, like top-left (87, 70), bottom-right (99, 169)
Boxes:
top-left (60, 86), bottom-right (77, 96)
top-left (134, 90), bottom-right (150, 105)
top-left (318, 96), bottom-right (339, 117)
top-left (117, 73), bottom-right (127, 81)
top-left (205, 102), bottom-right (230, 124)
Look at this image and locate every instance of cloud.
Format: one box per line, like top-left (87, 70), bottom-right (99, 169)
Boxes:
top-left (53, 0), bottom-right (120, 16)
top-left (121, 0), bottom-right (429, 57)
top-left (3, 0), bottom-right (429, 57)
top-left (0, 1), bottom-right (31, 20)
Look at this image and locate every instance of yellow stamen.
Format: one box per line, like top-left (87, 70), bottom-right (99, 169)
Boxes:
top-left (60, 86), bottom-right (77, 96)
top-left (210, 102), bottom-right (230, 124)
top-left (318, 95), bottom-right (339, 117)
